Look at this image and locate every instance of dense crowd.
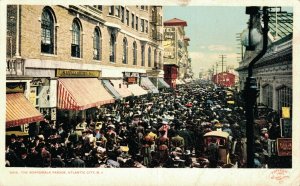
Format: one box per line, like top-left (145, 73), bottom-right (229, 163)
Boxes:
top-left (6, 80), bottom-right (281, 168)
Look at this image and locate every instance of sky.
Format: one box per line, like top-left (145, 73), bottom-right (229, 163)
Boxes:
top-left (163, 6), bottom-right (250, 77)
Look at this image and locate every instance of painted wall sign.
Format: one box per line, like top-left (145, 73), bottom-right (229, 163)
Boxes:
top-left (56, 69), bottom-right (101, 78)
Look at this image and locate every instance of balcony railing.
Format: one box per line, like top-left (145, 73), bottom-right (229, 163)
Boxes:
top-left (6, 58), bottom-right (25, 76)
top-left (151, 31), bottom-right (163, 41)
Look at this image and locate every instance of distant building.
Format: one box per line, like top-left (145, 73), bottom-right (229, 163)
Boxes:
top-left (163, 18), bottom-right (190, 88)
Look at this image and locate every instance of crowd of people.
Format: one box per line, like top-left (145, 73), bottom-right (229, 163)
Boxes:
top-left (6, 80), bottom-right (282, 168)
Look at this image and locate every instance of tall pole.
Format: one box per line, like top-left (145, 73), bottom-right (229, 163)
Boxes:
top-left (244, 6), bottom-right (269, 168)
top-left (219, 55), bottom-right (226, 85)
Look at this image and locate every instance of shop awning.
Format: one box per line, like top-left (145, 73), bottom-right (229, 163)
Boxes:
top-left (6, 93), bottom-right (44, 128)
top-left (127, 84), bottom-right (148, 96)
top-left (149, 78), bottom-right (170, 89)
top-left (141, 77), bottom-right (159, 94)
top-left (57, 78), bottom-right (115, 110)
top-left (158, 78), bottom-right (170, 88)
top-left (102, 80), bottom-right (122, 100)
top-left (110, 80), bottom-right (132, 98)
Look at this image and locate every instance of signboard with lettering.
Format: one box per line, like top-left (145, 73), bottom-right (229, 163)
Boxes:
top-left (127, 77), bottom-right (137, 84)
top-left (6, 82), bottom-right (25, 93)
top-left (39, 86), bottom-right (50, 108)
top-left (268, 139), bottom-right (277, 156)
top-left (29, 87), bottom-right (37, 106)
top-left (277, 138), bottom-right (292, 156)
top-left (163, 28), bottom-right (176, 59)
top-left (56, 69), bottom-right (101, 78)
top-left (282, 107), bottom-right (290, 118)
top-left (280, 118), bottom-right (292, 138)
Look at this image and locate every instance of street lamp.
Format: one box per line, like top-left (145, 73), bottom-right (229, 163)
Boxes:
top-left (243, 7), bottom-right (269, 168)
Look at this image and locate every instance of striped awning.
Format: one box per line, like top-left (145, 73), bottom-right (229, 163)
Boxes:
top-left (6, 93), bottom-right (44, 128)
top-left (57, 78), bottom-right (115, 110)
top-left (127, 84), bottom-right (148, 96)
top-left (141, 77), bottom-right (159, 94)
top-left (110, 79), bottom-right (132, 98)
top-left (102, 80), bottom-right (122, 100)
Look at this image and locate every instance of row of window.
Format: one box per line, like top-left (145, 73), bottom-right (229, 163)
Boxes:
top-left (261, 84), bottom-right (292, 112)
top-left (41, 7), bottom-right (161, 67)
top-left (109, 6), bottom-right (149, 33)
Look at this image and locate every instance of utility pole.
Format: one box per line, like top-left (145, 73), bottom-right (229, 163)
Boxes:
top-left (236, 33), bottom-right (244, 61)
top-left (219, 55), bottom-right (226, 86)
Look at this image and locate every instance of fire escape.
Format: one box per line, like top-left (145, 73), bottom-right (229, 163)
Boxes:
top-left (150, 6), bottom-right (163, 69)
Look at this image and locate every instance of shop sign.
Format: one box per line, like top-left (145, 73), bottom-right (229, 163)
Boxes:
top-left (139, 73), bottom-right (147, 77)
top-left (123, 72), bottom-right (139, 77)
top-left (39, 86), bottom-right (50, 108)
top-left (277, 138), bottom-right (292, 156)
top-left (6, 82), bottom-right (25, 93)
top-left (280, 118), bottom-right (292, 138)
top-left (51, 108), bottom-right (57, 121)
top-left (56, 69), bottom-right (101, 78)
top-left (30, 78), bottom-right (49, 86)
top-left (29, 87), bottom-right (37, 106)
top-left (127, 77), bottom-right (137, 83)
top-left (282, 107), bottom-right (290, 118)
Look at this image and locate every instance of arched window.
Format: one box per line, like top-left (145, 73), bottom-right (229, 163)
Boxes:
top-left (93, 28), bottom-right (101, 60)
top-left (41, 8), bottom-right (55, 54)
top-left (110, 33), bottom-right (116, 62)
top-left (159, 51), bottom-right (162, 69)
top-left (154, 49), bottom-right (158, 68)
top-left (262, 84), bottom-right (273, 108)
top-left (122, 37), bottom-right (128, 64)
top-left (141, 44), bottom-right (145, 66)
top-left (133, 41), bottom-right (137, 65)
top-left (277, 86), bottom-right (292, 114)
top-left (71, 19), bottom-right (81, 58)
top-left (148, 47), bottom-right (151, 67)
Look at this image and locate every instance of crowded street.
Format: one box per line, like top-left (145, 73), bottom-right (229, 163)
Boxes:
top-left (5, 5), bottom-right (293, 173)
top-left (6, 80), bottom-right (286, 168)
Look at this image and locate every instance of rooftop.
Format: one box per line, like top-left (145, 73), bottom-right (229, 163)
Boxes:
top-left (164, 18), bottom-right (187, 27)
top-left (267, 7), bottom-right (293, 41)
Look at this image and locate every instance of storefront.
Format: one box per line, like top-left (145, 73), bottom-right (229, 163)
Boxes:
top-left (6, 82), bottom-right (44, 132)
top-left (55, 69), bottom-right (115, 125)
top-left (164, 64), bottom-right (178, 89)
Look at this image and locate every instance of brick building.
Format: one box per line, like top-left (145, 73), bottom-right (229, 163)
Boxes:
top-left (6, 5), bottom-right (166, 128)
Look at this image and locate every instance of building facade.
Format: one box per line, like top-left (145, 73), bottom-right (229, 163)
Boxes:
top-left (6, 5), bottom-right (164, 127)
top-left (236, 9), bottom-right (292, 116)
top-left (163, 18), bottom-right (190, 87)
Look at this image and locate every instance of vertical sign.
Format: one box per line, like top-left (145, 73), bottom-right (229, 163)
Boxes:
top-left (163, 27), bottom-right (176, 59)
top-left (282, 107), bottom-right (290, 118)
top-left (29, 87), bottom-right (37, 106)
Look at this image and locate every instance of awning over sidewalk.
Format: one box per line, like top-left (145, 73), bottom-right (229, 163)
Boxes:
top-left (127, 84), bottom-right (148, 96)
top-left (57, 78), bottom-right (115, 110)
top-left (141, 77), bottom-right (159, 94)
top-left (149, 78), bottom-right (170, 89)
top-left (110, 79), bottom-right (132, 98)
top-left (102, 80), bottom-right (122, 100)
top-left (6, 93), bottom-right (44, 128)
